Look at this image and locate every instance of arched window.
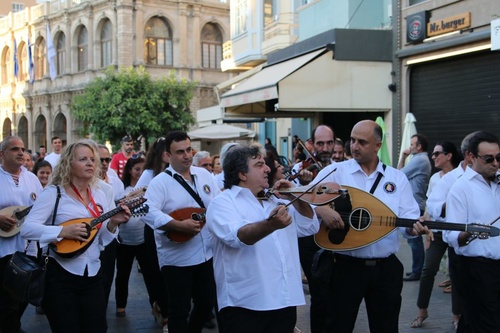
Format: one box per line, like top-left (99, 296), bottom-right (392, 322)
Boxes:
top-left (201, 23), bottom-right (222, 69)
top-left (35, 38), bottom-right (46, 80)
top-left (77, 26), bottom-right (88, 71)
top-left (19, 42), bottom-right (27, 81)
top-left (56, 33), bottom-right (66, 76)
top-left (1, 48), bottom-right (11, 84)
top-left (144, 17), bottom-right (173, 66)
top-left (101, 19), bottom-right (112, 68)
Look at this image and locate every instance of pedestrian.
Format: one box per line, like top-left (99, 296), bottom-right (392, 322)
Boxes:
top-left (33, 159), bottom-right (53, 188)
top-left (21, 140), bottom-right (131, 333)
top-left (110, 135), bottom-right (135, 179)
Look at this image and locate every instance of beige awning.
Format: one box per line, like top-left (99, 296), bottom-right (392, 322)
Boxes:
top-left (220, 49), bottom-right (325, 108)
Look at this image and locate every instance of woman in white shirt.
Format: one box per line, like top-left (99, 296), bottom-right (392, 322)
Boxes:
top-left (21, 141), bottom-right (131, 333)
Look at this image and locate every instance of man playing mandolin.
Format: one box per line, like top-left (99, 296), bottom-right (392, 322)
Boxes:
top-left (142, 131), bottom-right (220, 333)
top-left (312, 120), bottom-right (429, 333)
top-left (207, 144), bottom-right (319, 333)
top-left (0, 136), bottom-right (43, 332)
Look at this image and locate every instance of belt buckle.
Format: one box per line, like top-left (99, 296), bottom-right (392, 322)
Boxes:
top-left (365, 260), bottom-right (377, 267)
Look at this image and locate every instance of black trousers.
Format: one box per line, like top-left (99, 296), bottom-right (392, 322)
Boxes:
top-left (42, 259), bottom-right (107, 333)
top-left (140, 225), bottom-right (169, 317)
top-left (219, 306), bottom-right (296, 333)
top-left (0, 255), bottom-right (28, 333)
top-left (457, 256), bottom-right (500, 333)
top-left (100, 238), bottom-right (117, 309)
top-left (114, 241), bottom-right (149, 309)
top-left (326, 254), bottom-right (403, 333)
top-left (298, 235), bottom-right (329, 333)
top-left (161, 259), bottom-right (216, 333)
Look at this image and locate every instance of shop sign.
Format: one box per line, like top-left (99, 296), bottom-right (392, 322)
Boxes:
top-left (492, 18), bottom-right (500, 51)
top-left (427, 12), bottom-right (471, 37)
top-left (406, 11), bottom-right (429, 44)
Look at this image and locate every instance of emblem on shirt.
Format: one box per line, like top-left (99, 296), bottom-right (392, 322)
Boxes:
top-left (30, 192), bottom-right (37, 201)
top-left (203, 185), bottom-right (211, 194)
top-left (383, 182), bottom-right (396, 193)
top-left (96, 204), bottom-right (104, 214)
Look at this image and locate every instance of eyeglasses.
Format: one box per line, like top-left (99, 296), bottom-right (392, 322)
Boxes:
top-left (156, 137), bottom-right (165, 143)
top-left (476, 154), bottom-right (500, 164)
top-left (131, 153), bottom-right (144, 159)
top-left (431, 151), bottom-right (447, 157)
top-left (100, 157), bottom-right (111, 163)
top-left (200, 163), bottom-right (211, 167)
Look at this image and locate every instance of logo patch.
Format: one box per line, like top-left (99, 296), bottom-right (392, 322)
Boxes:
top-left (96, 204), bottom-right (104, 214)
top-left (30, 192), bottom-right (37, 201)
top-left (203, 185), bottom-right (211, 194)
top-left (383, 182), bottom-right (396, 193)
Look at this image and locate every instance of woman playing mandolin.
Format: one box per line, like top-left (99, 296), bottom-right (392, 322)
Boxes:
top-left (21, 141), bottom-right (131, 333)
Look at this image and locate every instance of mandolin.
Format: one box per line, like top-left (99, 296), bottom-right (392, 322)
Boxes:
top-left (165, 207), bottom-right (206, 243)
top-left (0, 205), bottom-right (33, 238)
top-left (114, 186), bottom-right (147, 205)
top-left (315, 185), bottom-right (500, 251)
top-left (51, 197), bottom-right (148, 258)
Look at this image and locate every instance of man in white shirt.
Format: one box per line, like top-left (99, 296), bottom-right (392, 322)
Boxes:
top-left (312, 120), bottom-right (428, 333)
top-left (445, 131), bottom-right (500, 333)
top-left (44, 136), bottom-right (63, 167)
top-left (207, 144), bottom-right (318, 332)
top-left (143, 131), bottom-right (219, 333)
top-left (0, 136), bottom-right (43, 332)
top-left (192, 150), bottom-right (213, 173)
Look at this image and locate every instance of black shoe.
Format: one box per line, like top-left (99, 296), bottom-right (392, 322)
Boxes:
top-left (405, 272), bottom-right (412, 276)
top-left (403, 273), bottom-right (421, 281)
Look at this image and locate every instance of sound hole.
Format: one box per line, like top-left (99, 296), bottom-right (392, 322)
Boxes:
top-left (349, 208), bottom-right (371, 231)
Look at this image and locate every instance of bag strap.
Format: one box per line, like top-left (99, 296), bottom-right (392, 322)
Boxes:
top-left (44, 185), bottom-right (61, 259)
top-left (164, 170), bottom-right (205, 209)
top-left (369, 164), bottom-right (386, 194)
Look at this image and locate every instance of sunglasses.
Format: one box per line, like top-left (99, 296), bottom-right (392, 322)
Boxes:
top-left (431, 151), bottom-right (447, 157)
top-left (100, 157), bottom-right (111, 163)
top-left (476, 154), bottom-right (500, 164)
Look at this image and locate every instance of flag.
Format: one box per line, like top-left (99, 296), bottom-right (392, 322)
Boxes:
top-left (46, 23), bottom-right (57, 81)
top-left (28, 37), bottom-right (34, 83)
top-left (13, 38), bottom-right (19, 79)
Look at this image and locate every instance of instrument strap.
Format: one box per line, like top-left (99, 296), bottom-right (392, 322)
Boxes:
top-left (70, 183), bottom-right (101, 218)
top-left (165, 170), bottom-right (205, 209)
top-left (369, 164), bottom-right (386, 194)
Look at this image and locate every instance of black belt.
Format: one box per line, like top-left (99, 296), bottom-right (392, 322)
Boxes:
top-left (460, 255), bottom-right (500, 265)
top-left (333, 253), bottom-right (394, 267)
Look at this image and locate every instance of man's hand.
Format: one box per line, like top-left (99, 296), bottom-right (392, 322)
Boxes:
top-left (407, 219), bottom-right (431, 237)
top-left (0, 215), bottom-right (16, 232)
top-left (315, 205), bottom-right (344, 229)
top-left (267, 205), bottom-right (292, 230)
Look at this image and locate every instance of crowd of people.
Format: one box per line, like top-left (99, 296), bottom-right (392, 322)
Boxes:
top-left (0, 122), bottom-right (499, 333)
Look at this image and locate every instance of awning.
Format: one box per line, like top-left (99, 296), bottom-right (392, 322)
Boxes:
top-left (220, 48), bottom-right (392, 117)
top-left (220, 49), bottom-right (325, 108)
top-left (188, 124), bottom-right (255, 140)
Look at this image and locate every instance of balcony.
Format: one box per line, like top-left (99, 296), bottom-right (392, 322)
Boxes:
top-left (220, 40), bottom-right (266, 72)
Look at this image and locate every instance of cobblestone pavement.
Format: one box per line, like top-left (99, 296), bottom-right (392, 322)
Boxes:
top-left (21, 237), bottom-right (457, 333)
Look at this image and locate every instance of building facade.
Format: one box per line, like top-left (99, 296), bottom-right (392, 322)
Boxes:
top-left (0, 0), bottom-right (230, 151)
top-left (207, 0), bottom-right (394, 161)
top-left (395, 0), bottom-right (500, 157)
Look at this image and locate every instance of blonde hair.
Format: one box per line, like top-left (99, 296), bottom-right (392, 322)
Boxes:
top-left (50, 141), bottom-right (100, 187)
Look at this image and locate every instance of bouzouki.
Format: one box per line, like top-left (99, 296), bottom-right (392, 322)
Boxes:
top-left (0, 205), bottom-right (33, 238)
top-left (315, 185), bottom-right (500, 251)
top-left (165, 207), bottom-right (206, 243)
top-left (51, 197), bottom-right (148, 258)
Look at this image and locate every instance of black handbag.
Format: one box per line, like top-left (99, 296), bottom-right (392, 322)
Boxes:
top-left (3, 185), bottom-right (60, 306)
top-left (4, 251), bottom-right (48, 306)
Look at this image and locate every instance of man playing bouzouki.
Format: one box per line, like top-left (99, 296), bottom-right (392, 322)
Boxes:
top-left (143, 131), bottom-right (220, 333)
top-left (312, 120), bottom-right (429, 333)
top-left (0, 136), bottom-right (43, 332)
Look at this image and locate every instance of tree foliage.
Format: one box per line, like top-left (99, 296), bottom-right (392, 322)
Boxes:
top-left (72, 66), bottom-right (196, 148)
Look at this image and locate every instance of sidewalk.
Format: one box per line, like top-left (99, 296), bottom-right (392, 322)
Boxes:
top-left (21, 237), bottom-right (457, 332)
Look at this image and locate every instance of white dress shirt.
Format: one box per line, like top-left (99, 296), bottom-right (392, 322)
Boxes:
top-left (207, 186), bottom-right (319, 311)
top-left (21, 185), bottom-right (118, 276)
top-left (44, 152), bottom-right (61, 168)
top-left (142, 166), bottom-right (220, 267)
top-left (311, 159), bottom-right (420, 258)
top-left (136, 169), bottom-right (155, 188)
top-left (444, 166), bottom-right (500, 259)
top-left (0, 166), bottom-right (43, 258)
top-left (426, 163), bottom-right (465, 222)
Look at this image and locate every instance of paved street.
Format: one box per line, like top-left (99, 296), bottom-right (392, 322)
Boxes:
top-left (21, 237), bottom-right (457, 332)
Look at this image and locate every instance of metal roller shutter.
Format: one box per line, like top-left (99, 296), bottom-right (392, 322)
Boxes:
top-left (409, 51), bottom-right (500, 152)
